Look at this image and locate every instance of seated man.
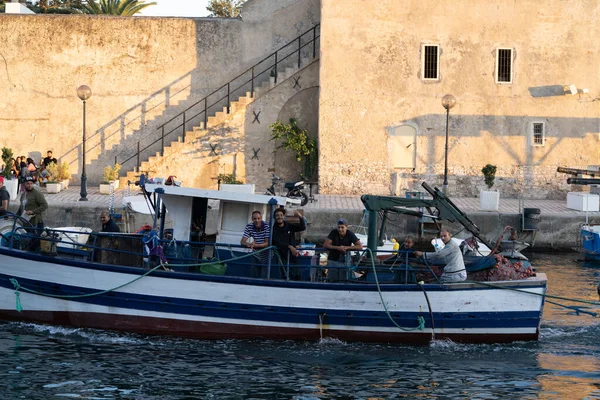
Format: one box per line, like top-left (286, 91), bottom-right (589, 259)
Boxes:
top-left (400, 235), bottom-right (415, 254)
top-left (414, 230), bottom-right (466, 283)
top-left (323, 218), bottom-right (362, 282)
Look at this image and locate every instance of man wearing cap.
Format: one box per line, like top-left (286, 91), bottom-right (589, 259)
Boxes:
top-left (18, 176), bottom-right (48, 229)
top-left (0, 176), bottom-right (10, 216)
top-left (323, 218), bottom-right (363, 282)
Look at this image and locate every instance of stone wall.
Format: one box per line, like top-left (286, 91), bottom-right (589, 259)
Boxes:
top-left (0, 0), bottom-right (320, 184)
top-left (318, 0), bottom-right (600, 198)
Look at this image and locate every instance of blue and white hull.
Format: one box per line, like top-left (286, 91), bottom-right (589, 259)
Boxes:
top-left (581, 225), bottom-right (600, 261)
top-left (0, 248), bottom-right (546, 344)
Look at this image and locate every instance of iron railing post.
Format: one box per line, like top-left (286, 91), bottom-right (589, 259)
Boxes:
top-left (227, 82), bottom-right (230, 114)
top-left (313, 26), bottom-right (317, 58)
top-left (114, 156), bottom-right (117, 166)
top-left (137, 142), bottom-right (140, 172)
top-left (298, 36), bottom-right (301, 67)
top-left (274, 52), bottom-right (278, 84)
top-left (204, 98), bottom-right (207, 129)
top-left (161, 126), bottom-right (165, 156)
top-left (182, 111), bottom-right (186, 142)
top-left (251, 67), bottom-right (255, 97)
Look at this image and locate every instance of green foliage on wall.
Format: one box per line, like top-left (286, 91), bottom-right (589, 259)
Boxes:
top-left (270, 118), bottom-right (318, 180)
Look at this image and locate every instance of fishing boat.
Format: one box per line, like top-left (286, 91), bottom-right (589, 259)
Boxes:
top-left (0, 178), bottom-right (546, 344)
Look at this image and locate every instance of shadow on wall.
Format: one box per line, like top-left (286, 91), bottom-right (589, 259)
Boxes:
top-left (60, 1), bottom-right (320, 186)
top-left (392, 114), bottom-right (600, 175)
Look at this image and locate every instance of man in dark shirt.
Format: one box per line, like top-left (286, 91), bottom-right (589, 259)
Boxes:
top-left (271, 208), bottom-right (306, 280)
top-left (0, 176), bottom-right (10, 216)
top-left (323, 219), bottom-right (362, 282)
top-left (100, 211), bottom-right (120, 233)
top-left (42, 150), bottom-right (57, 167)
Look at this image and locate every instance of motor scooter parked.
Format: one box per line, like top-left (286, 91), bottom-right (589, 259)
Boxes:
top-left (265, 173), bottom-right (309, 206)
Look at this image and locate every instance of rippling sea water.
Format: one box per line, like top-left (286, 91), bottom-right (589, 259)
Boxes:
top-left (1, 253), bottom-right (600, 399)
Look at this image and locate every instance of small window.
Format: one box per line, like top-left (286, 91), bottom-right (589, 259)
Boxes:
top-left (532, 122), bottom-right (545, 146)
top-left (422, 44), bottom-right (439, 80)
top-left (496, 48), bottom-right (513, 83)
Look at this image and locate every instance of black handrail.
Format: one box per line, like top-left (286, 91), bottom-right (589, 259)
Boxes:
top-left (116, 23), bottom-right (320, 171)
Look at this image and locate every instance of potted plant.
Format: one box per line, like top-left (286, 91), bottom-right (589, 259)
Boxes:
top-left (57, 161), bottom-right (71, 190)
top-left (480, 164), bottom-right (499, 211)
top-left (99, 163), bottom-right (121, 194)
top-left (44, 162), bottom-right (62, 193)
top-left (1, 147), bottom-right (18, 201)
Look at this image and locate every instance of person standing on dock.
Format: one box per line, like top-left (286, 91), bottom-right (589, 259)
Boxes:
top-left (414, 230), bottom-right (466, 282)
top-left (241, 210), bottom-right (271, 278)
top-left (18, 176), bottom-right (47, 230)
top-left (0, 177), bottom-right (9, 216)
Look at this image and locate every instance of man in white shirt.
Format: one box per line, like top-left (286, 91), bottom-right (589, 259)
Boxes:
top-left (415, 230), bottom-right (466, 283)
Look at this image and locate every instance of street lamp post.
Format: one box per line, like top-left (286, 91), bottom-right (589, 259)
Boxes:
top-left (441, 94), bottom-right (456, 194)
top-left (77, 85), bottom-right (92, 201)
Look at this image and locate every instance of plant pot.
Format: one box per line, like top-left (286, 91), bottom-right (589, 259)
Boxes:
top-left (61, 179), bottom-right (69, 190)
top-left (99, 182), bottom-right (115, 195)
top-left (4, 179), bottom-right (18, 201)
top-left (46, 182), bottom-right (62, 194)
top-left (480, 189), bottom-right (499, 211)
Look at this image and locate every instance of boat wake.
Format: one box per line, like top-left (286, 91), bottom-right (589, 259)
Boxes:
top-left (7, 322), bottom-right (146, 344)
top-left (540, 323), bottom-right (600, 340)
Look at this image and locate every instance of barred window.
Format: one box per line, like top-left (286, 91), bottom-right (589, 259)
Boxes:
top-left (532, 122), bottom-right (545, 146)
top-left (422, 44), bottom-right (439, 80)
top-left (496, 48), bottom-right (513, 83)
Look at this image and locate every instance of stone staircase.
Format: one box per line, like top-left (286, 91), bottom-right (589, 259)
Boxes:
top-left (122, 57), bottom-right (317, 188)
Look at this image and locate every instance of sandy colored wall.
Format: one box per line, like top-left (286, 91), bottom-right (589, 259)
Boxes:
top-left (318, 0), bottom-right (600, 198)
top-left (0, 0), bottom-right (320, 184)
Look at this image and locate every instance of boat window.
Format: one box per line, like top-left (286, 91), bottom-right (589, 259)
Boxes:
top-left (221, 202), bottom-right (251, 232)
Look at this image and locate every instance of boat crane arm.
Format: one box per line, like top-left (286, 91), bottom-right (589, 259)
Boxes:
top-left (360, 182), bottom-right (496, 254)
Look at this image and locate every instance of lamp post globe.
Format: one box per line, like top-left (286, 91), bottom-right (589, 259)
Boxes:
top-left (441, 94), bottom-right (456, 194)
top-left (77, 85), bottom-right (92, 201)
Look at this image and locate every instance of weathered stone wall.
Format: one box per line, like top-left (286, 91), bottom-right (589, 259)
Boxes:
top-left (318, 0), bottom-right (600, 198)
top-left (0, 0), bottom-right (319, 184)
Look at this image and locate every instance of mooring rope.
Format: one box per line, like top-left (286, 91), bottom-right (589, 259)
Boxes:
top-left (365, 248), bottom-right (425, 332)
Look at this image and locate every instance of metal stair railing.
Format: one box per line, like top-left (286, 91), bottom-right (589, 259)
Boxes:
top-left (115, 23), bottom-right (320, 172)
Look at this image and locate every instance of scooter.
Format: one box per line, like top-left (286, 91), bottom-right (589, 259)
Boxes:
top-left (265, 173), bottom-right (309, 206)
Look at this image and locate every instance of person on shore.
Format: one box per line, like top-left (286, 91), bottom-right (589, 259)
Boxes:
top-left (100, 211), bottom-right (120, 233)
top-left (323, 218), bottom-right (363, 282)
top-left (17, 176), bottom-right (48, 250)
top-left (0, 177), bottom-right (10, 216)
top-left (272, 208), bottom-right (306, 280)
top-left (414, 230), bottom-right (466, 283)
top-left (241, 210), bottom-right (271, 278)
top-left (42, 150), bottom-right (57, 168)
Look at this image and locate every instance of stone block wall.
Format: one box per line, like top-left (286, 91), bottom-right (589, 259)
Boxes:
top-left (318, 0), bottom-right (600, 199)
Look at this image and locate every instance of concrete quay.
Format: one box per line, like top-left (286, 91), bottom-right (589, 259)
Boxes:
top-left (15, 185), bottom-right (599, 252)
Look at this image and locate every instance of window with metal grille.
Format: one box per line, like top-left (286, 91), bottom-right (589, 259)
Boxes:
top-left (532, 122), bottom-right (545, 146)
top-left (496, 48), bottom-right (513, 83)
top-left (422, 44), bottom-right (439, 80)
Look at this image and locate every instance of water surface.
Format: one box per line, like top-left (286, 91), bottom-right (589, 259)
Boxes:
top-left (1, 253), bottom-right (599, 399)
